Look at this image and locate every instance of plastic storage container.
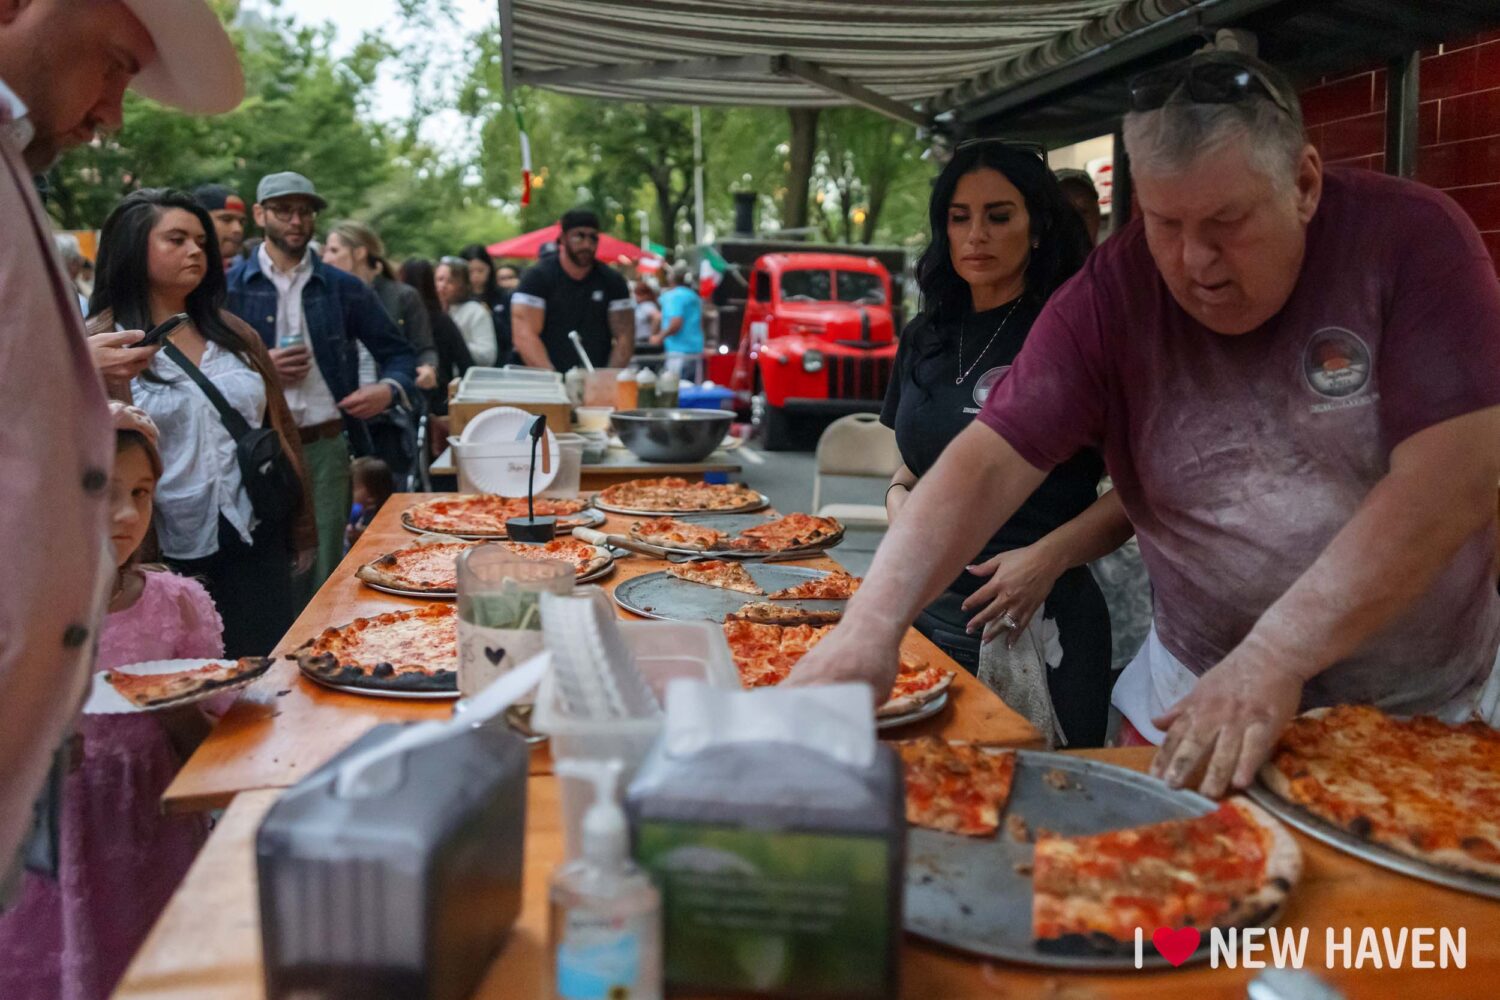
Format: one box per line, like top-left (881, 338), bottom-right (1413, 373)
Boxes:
top-left (541, 433), bottom-right (585, 497)
top-left (533, 620), bottom-right (739, 859)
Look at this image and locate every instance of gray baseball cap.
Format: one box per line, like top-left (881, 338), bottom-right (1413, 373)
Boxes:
top-left (255, 172), bottom-right (328, 210)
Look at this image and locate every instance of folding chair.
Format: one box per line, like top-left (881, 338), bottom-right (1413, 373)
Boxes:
top-left (811, 413), bottom-right (902, 529)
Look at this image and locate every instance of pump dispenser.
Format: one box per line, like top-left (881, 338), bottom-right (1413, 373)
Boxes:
top-left (549, 759), bottom-right (662, 1000)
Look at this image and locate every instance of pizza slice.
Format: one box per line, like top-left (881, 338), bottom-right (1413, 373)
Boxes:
top-left (766, 571), bottom-right (862, 601)
top-left (630, 517), bottom-right (727, 551)
top-left (105, 656), bottom-right (274, 709)
top-left (667, 559), bottom-right (764, 595)
top-left (1032, 799), bottom-right (1301, 953)
top-left (726, 601), bottom-right (844, 626)
top-left (893, 738), bottom-right (1018, 836)
top-left (732, 512), bottom-right (843, 552)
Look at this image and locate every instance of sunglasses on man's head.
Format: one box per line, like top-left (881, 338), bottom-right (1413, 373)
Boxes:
top-left (1129, 59), bottom-right (1295, 119)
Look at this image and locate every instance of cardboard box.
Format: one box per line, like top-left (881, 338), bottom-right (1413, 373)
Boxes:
top-left (447, 398), bottom-right (573, 437)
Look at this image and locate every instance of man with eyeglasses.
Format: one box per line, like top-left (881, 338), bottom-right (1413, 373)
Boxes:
top-left (225, 171), bottom-right (415, 591)
top-left (511, 207), bottom-right (635, 372)
top-left (791, 50), bottom-right (1500, 797)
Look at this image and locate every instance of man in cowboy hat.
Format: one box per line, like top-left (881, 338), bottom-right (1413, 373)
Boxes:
top-left (0, 0), bottom-right (244, 890)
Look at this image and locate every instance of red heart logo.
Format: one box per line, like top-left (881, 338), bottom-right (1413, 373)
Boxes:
top-left (1152, 926), bottom-right (1201, 967)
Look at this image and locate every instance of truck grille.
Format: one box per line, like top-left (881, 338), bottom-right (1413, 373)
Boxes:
top-left (826, 354), bottom-right (894, 401)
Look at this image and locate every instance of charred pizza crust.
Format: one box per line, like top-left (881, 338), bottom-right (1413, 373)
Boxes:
top-left (729, 512), bottom-right (844, 552)
top-left (1032, 797), bottom-right (1301, 954)
top-left (105, 656), bottom-right (274, 709)
top-left (289, 604), bottom-right (458, 692)
top-left (1258, 704), bottom-right (1500, 881)
top-left (726, 601), bottom-right (845, 626)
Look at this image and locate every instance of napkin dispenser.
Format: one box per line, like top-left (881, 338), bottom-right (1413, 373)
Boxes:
top-left (256, 720), bottom-right (529, 1000)
top-left (625, 682), bottom-right (904, 999)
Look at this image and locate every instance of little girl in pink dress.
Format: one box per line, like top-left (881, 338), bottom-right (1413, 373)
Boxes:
top-left (0, 404), bottom-right (227, 1000)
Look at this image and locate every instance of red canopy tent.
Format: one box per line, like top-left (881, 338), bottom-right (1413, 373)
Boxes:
top-left (487, 223), bottom-right (645, 264)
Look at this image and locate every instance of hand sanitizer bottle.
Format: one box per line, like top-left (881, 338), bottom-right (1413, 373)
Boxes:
top-left (549, 760), bottom-right (662, 1000)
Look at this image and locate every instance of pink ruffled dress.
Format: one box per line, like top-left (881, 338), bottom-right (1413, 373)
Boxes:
top-left (0, 570), bottom-right (224, 1000)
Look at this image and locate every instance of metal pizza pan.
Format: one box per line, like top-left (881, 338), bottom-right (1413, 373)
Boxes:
top-left (611, 565), bottom-right (846, 623)
top-left (590, 490), bottom-right (771, 517)
top-left (298, 668), bottom-right (459, 701)
top-left (905, 750), bottom-right (1245, 970)
top-left (401, 506), bottom-right (606, 540)
top-left (1244, 783), bottom-right (1500, 901)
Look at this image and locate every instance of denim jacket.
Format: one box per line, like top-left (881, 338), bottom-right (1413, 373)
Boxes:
top-left (225, 253), bottom-right (417, 445)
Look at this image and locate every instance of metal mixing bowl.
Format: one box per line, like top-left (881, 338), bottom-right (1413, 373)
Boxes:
top-left (610, 408), bottom-right (734, 463)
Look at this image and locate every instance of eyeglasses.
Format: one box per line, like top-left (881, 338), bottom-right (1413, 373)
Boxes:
top-left (1129, 58), bottom-right (1296, 120)
top-left (953, 137), bottom-right (1049, 164)
top-left (264, 202), bottom-right (319, 222)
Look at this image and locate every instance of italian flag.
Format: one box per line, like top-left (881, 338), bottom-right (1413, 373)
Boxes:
top-left (698, 245), bottom-right (727, 298)
top-left (514, 105), bottom-right (533, 206)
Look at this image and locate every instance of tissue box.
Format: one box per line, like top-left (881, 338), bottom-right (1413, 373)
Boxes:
top-left (626, 740), bottom-right (904, 999)
top-left (256, 722), bottom-right (528, 1000)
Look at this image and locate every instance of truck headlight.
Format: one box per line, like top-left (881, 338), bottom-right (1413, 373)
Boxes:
top-left (802, 350), bottom-right (824, 373)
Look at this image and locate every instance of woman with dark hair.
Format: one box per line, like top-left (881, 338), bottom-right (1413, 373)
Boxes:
top-left (879, 140), bottom-right (1131, 747)
top-left (401, 258), bottom-right (474, 416)
top-left (436, 255), bottom-right (499, 366)
top-left (459, 243), bottom-right (514, 363)
top-left (88, 188), bottom-right (315, 657)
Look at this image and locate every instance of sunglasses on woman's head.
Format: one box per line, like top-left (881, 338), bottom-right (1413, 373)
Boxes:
top-left (1129, 58), bottom-right (1296, 119)
top-left (953, 137), bottom-right (1049, 163)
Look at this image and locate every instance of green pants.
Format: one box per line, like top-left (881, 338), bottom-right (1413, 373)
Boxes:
top-left (302, 434), bottom-right (351, 592)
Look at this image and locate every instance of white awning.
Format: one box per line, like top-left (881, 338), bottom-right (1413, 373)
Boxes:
top-left (501, 0), bottom-right (1202, 125)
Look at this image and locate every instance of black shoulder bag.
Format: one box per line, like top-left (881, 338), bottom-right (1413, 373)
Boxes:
top-left (163, 340), bottom-right (300, 529)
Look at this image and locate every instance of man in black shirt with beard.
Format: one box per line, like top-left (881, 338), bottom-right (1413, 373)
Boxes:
top-left (510, 208), bottom-right (634, 371)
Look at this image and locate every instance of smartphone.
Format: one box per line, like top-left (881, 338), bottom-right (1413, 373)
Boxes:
top-left (135, 312), bottom-right (190, 348)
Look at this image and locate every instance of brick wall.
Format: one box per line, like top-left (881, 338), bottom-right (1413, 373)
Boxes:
top-left (1299, 31), bottom-right (1500, 265)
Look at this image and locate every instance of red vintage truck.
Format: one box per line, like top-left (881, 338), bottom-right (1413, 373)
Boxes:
top-left (728, 252), bottom-right (899, 450)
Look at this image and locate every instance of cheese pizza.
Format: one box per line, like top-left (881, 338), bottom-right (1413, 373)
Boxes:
top-left (105, 657), bottom-right (274, 709)
top-left (289, 604), bottom-right (458, 693)
top-left (402, 494), bottom-right (591, 537)
top-left (595, 477), bottom-right (762, 514)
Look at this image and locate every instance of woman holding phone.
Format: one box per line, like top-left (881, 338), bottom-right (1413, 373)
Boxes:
top-left (87, 188), bottom-right (316, 656)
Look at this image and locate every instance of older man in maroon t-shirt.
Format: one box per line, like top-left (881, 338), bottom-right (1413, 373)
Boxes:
top-left (791, 50), bottom-right (1500, 797)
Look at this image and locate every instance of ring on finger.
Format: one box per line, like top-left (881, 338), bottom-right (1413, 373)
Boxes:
top-left (1000, 612), bottom-right (1019, 630)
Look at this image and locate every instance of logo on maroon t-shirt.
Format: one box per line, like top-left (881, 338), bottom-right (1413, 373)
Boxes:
top-left (1302, 327), bottom-right (1372, 400)
top-left (972, 365), bottom-right (1011, 408)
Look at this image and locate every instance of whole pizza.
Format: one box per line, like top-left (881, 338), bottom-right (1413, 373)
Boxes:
top-left (402, 494), bottom-right (592, 537)
top-left (1259, 704), bottom-right (1500, 880)
top-left (1032, 799), bottom-right (1300, 953)
top-left (596, 477), bottom-right (763, 514)
top-left (290, 604), bottom-right (458, 693)
top-left (721, 620), bottom-right (952, 718)
top-left (357, 538), bottom-right (609, 594)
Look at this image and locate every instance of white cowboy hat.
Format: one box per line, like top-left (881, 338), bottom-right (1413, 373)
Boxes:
top-left (122, 0), bottom-right (245, 115)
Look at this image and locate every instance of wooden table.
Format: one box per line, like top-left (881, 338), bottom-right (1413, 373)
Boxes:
top-left (163, 494), bottom-right (1038, 812)
top-left (430, 445), bottom-right (744, 491)
top-left (118, 748), bottom-right (1500, 999)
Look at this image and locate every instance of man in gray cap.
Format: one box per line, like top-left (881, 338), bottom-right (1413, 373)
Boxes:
top-left (0, 0), bottom-right (243, 903)
top-left (226, 171), bottom-right (416, 591)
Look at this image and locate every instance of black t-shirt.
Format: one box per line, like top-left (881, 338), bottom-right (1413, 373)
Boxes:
top-left (512, 255), bottom-right (632, 371)
top-left (880, 300), bottom-right (1104, 598)
top-left (482, 286), bottom-right (515, 364)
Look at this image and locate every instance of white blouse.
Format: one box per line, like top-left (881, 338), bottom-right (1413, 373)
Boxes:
top-left (131, 340), bottom-right (267, 560)
top-left (449, 299), bottom-right (498, 366)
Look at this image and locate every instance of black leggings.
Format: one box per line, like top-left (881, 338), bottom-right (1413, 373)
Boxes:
top-left (913, 565), bottom-right (1114, 747)
top-left (167, 515), bottom-right (296, 658)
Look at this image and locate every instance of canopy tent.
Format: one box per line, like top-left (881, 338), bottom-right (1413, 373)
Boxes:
top-left (501, 0), bottom-right (1500, 142)
top-left (487, 223), bottom-right (646, 264)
